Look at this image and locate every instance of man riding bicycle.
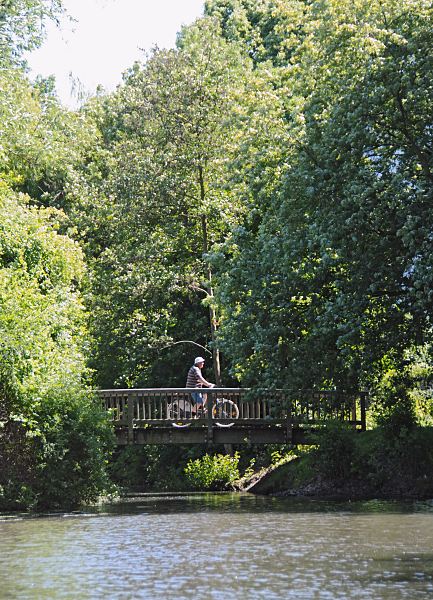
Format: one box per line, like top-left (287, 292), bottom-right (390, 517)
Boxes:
top-left (185, 356), bottom-right (215, 413)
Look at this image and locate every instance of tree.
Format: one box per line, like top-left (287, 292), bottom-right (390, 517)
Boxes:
top-left (0, 66), bottom-right (98, 214)
top-left (0, 183), bottom-right (113, 509)
top-left (217, 0), bottom-right (433, 407)
top-left (204, 0), bottom-right (308, 66)
top-left (0, 0), bottom-right (64, 66)
top-left (0, 1), bottom-right (114, 508)
top-left (72, 18), bottom-right (255, 387)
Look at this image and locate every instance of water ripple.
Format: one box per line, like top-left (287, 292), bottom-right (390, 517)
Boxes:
top-left (1, 495), bottom-right (433, 599)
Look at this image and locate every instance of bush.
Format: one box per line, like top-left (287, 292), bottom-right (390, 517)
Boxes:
top-left (310, 421), bottom-right (357, 481)
top-left (0, 387), bottom-right (116, 511)
top-left (184, 452), bottom-right (240, 491)
top-left (31, 390), bottom-right (116, 510)
top-left (304, 423), bottom-right (433, 498)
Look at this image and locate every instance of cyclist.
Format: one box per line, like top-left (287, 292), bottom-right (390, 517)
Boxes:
top-left (186, 356), bottom-right (215, 413)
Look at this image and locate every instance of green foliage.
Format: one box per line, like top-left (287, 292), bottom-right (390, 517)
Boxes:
top-left (109, 445), bottom-right (203, 492)
top-left (216, 0), bottom-right (433, 405)
top-left (205, 0), bottom-right (307, 66)
top-left (72, 18), bottom-right (256, 387)
top-left (0, 184), bottom-right (113, 510)
top-left (363, 426), bottom-right (433, 495)
top-left (0, 68), bottom-right (99, 210)
top-left (0, 0), bottom-right (116, 509)
top-left (233, 442), bottom-right (294, 473)
top-left (0, 353), bottom-right (37, 510)
top-left (184, 452), bottom-right (240, 490)
top-left (0, 0), bottom-right (64, 66)
top-left (310, 422), bottom-right (357, 481)
top-left (0, 388), bottom-right (115, 511)
top-left (109, 444), bottom-right (296, 493)
top-left (303, 424), bottom-right (433, 497)
top-left (373, 367), bottom-right (418, 435)
top-left (2, 0), bottom-right (433, 506)
top-left (31, 390), bottom-right (115, 510)
top-left (0, 185), bottom-right (85, 395)
top-left (249, 426), bottom-right (433, 498)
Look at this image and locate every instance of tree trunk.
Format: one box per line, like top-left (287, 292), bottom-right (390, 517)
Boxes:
top-left (199, 166), bottom-right (222, 386)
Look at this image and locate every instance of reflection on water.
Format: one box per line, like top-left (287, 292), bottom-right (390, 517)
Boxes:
top-left (1, 494), bottom-right (433, 599)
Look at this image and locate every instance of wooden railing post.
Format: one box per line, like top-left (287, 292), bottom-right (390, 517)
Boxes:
top-left (127, 393), bottom-right (134, 444)
top-left (207, 391), bottom-right (213, 445)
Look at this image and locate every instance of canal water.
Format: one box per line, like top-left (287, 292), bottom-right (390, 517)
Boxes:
top-left (1, 493), bottom-right (433, 599)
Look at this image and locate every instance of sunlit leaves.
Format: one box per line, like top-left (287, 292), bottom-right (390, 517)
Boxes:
top-left (216, 0), bottom-right (433, 395)
top-left (0, 0), bottom-right (64, 66)
top-left (0, 184), bottom-right (86, 396)
top-left (76, 18), bottom-right (260, 387)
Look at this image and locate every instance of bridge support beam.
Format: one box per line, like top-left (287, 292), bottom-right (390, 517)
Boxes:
top-left (114, 426), bottom-right (311, 446)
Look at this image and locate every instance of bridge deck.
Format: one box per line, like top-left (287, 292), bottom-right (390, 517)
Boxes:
top-left (99, 388), bottom-right (367, 446)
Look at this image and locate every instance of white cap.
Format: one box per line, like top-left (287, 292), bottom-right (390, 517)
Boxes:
top-left (194, 356), bottom-right (205, 365)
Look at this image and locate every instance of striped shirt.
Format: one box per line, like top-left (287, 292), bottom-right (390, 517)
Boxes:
top-left (186, 365), bottom-right (203, 388)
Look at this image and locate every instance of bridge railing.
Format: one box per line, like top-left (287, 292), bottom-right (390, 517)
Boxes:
top-left (98, 388), bottom-right (367, 430)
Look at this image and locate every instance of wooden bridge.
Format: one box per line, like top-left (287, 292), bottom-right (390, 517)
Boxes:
top-left (99, 388), bottom-right (367, 446)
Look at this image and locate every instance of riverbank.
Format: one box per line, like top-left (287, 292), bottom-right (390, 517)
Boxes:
top-left (236, 425), bottom-right (433, 501)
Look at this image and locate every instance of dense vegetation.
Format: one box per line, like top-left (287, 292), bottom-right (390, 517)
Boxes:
top-left (1, 0), bottom-right (432, 507)
top-left (0, 0), bottom-right (113, 510)
top-left (247, 423), bottom-right (433, 500)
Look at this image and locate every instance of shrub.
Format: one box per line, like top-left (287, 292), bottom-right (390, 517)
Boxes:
top-left (0, 190), bottom-right (115, 510)
top-left (0, 385), bottom-right (116, 511)
top-left (184, 452), bottom-right (240, 491)
top-left (31, 389), bottom-right (116, 510)
top-left (310, 421), bottom-right (357, 481)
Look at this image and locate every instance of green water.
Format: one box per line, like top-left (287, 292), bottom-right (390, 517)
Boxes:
top-left (1, 494), bottom-right (433, 599)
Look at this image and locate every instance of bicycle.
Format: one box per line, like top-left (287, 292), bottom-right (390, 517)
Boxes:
top-left (166, 393), bottom-right (239, 422)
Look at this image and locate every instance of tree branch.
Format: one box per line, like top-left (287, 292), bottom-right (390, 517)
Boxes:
top-left (159, 340), bottom-right (213, 355)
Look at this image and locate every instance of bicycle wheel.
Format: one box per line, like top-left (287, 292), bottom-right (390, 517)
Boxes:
top-left (213, 399), bottom-right (239, 420)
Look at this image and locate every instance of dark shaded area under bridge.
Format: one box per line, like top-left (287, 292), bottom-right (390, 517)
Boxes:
top-left (98, 388), bottom-right (367, 446)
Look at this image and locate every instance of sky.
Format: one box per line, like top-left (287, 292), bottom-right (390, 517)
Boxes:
top-left (26, 0), bottom-right (205, 107)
